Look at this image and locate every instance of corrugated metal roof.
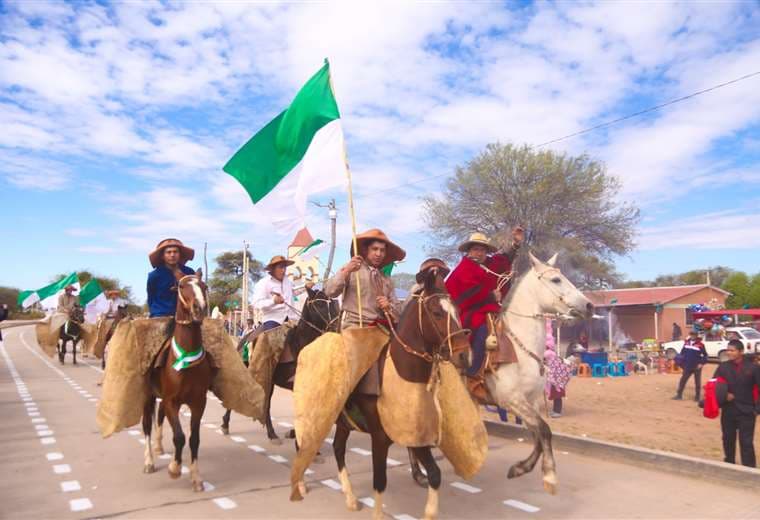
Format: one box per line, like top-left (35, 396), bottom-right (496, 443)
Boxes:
top-left (585, 284), bottom-right (729, 307)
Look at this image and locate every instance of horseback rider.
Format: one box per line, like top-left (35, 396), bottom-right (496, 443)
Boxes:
top-left (324, 228), bottom-right (405, 395)
top-left (57, 285), bottom-right (78, 317)
top-left (445, 227), bottom-right (524, 401)
top-left (147, 238), bottom-right (196, 317)
top-left (253, 255), bottom-right (298, 332)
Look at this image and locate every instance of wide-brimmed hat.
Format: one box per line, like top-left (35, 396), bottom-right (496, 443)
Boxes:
top-left (64, 285), bottom-right (76, 292)
top-left (266, 255), bottom-right (295, 271)
top-left (105, 290), bottom-right (122, 298)
top-left (349, 228), bottom-right (406, 268)
top-left (149, 238), bottom-right (195, 268)
top-left (416, 258), bottom-right (450, 283)
top-left (458, 232), bottom-right (497, 253)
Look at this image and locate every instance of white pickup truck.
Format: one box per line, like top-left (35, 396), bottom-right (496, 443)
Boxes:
top-left (662, 327), bottom-right (760, 362)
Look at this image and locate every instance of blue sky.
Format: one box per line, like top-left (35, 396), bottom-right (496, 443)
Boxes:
top-left (1, 1), bottom-right (759, 303)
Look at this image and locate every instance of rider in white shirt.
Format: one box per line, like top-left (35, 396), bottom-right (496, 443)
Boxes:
top-left (253, 255), bottom-right (298, 331)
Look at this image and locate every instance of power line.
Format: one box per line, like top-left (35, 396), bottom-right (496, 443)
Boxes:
top-left (353, 70), bottom-right (760, 200)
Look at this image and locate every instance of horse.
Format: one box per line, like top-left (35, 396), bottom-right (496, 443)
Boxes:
top-left (141, 273), bottom-right (212, 492)
top-left (221, 287), bottom-right (340, 441)
top-left (307, 265), bottom-right (470, 520)
top-left (484, 252), bottom-right (593, 494)
top-left (58, 305), bottom-right (85, 365)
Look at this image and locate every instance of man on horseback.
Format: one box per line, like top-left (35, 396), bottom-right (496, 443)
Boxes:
top-left (445, 227), bottom-right (524, 402)
top-left (324, 228), bottom-right (405, 395)
top-left (147, 238), bottom-right (196, 317)
top-left (57, 285), bottom-right (78, 316)
top-left (253, 255), bottom-right (298, 331)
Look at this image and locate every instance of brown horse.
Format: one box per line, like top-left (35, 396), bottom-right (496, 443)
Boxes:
top-left (321, 266), bottom-right (471, 519)
top-left (141, 274), bottom-right (212, 492)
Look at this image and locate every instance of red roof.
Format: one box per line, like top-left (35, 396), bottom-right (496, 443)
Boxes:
top-left (693, 309), bottom-right (760, 319)
top-left (585, 285), bottom-right (730, 307)
top-left (290, 228), bottom-right (314, 248)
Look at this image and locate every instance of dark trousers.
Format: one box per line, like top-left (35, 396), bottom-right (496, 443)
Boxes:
top-left (721, 405), bottom-right (756, 467)
top-left (467, 324), bottom-right (488, 377)
top-left (677, 366), bottom-right (702, 399)
top-left (553, 398), bottom-right (563, 414)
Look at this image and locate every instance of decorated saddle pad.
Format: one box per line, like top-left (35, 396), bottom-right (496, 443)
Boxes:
top-left (290, 328), bottom-right (389, 491)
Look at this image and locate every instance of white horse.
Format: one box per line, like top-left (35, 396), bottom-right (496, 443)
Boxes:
top-left (486, 252), bottom-right (593, 494)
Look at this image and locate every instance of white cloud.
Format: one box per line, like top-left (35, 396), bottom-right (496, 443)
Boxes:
top-left (640, 210), bottom-right (760, 250)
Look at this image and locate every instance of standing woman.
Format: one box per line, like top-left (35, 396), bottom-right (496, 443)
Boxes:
top-left (544, 319), bottom-right (572, 418)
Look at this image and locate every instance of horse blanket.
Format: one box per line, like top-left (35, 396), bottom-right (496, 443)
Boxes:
top-left (32, 312), bottom-right (97, 358)
top-left (96, 317), bottom-right (265, 438)
top-left (247, 325), bottom-right (288, 398)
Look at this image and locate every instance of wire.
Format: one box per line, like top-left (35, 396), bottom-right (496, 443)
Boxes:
top-left (352, 70), bottom-right (760, 200)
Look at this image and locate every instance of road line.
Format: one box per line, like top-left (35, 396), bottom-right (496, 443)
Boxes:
top-left (393, 514), bottom-right (417, 520)
top-left (60, 480), bottom-right (81, 492)
top-left (213, 497), bottom-right (237, 510)
top-left (350, 447), bottom-right (371, 456)
top-left (53, 464), bottom-right (72, 474)
top-left (450, 482), bottom-right (482, 493)
top-left (248, 445), bottom-right (266, 453)
top-left (230, 436), bottom-right (246, 443)
top-left (69, 498), bottom-right (93, 512)
top-left (320, 479), bottom-right (342, 491)
top-left (268, 454), bottom-right (288, 464)
top-left (386, 457), bottom-right (402, 466)
top-left (46, 452), bottom-right (64, 461)
top-left (504, 499), bottom-right (540, 513)
top-left (40, 437), bottom-right (57, 445)
top-left (278, 421), bottom-right (293, 428)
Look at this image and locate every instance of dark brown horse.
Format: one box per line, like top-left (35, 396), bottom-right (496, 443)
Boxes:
top-left (319, 266), bottom-right (471, 519)
top-left (141, 273), bottom-right (212, 492)
top-left (58, 305), bottom-right (85, 365)
top-left (222, 287), bottom-right (340, 442)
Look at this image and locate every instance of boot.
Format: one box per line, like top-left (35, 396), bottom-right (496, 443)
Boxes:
top-left (671, 394), bottom-right (682, 400)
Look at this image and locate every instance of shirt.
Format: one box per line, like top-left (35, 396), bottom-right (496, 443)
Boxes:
top-left (324, 262), bottom-right (399, 328)
top-left (252, 274), bottom-right (297, 324)
top-left (713, 357), bottom-right (760, 416)
top-left (57, 293), bottom-right (78, 315)
top-left (147, 264), bottom-right (196, 317)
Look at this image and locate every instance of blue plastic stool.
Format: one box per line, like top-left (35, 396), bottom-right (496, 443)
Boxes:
top-left (616, 361), bottom-right (627, 376)
top-left (592, 364), bottom-right (608, 377)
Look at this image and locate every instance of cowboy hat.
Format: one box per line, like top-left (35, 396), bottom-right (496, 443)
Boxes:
top-left (64, 285), bottom-right (76, 292)
top-left (458, 232), bottom-right (497, 253)
top-left (266, 255), bottom-right (295, 271)
top-left (149, 238), bottom-right (195, 268)
top-left (349, 228), bottom-right (406, 268)
top-left (416, 258), bottom-right (450, 283)
top-left (105, 290), bottom-right (122, 298)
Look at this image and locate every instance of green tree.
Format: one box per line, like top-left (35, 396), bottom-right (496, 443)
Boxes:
top-left (747, 274), bottom-right (760, 308)
top-left (423, 143), bottom-right (639, 289)
top-left (722, 272), bottom-right (750, 309)
top-left (390, 272), bottom-right (417, 292)
top-left (208, 250), bottom-right (264, 312)
top-left (0, 286), bottom-right (20, 310)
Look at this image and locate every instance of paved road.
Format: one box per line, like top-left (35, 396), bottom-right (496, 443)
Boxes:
top-left (2, 325), bottom-right (760, 520)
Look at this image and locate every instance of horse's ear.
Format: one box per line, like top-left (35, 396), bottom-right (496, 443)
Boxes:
top-left (306, 286), bottom-right (316, 298)
top-left (423, 267), bottom-right (438, 292)
top-left (547, 253), bottom-right (558, 267)
top-left (528, 251), bottom-right (542, 269)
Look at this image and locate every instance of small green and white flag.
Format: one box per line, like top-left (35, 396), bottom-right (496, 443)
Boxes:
top-left (18, 272), bottom-right (79, 309)
top-left (79, 279), bottom-right (109, 324)
top-left (223, 59), bottom-right (347, 234)
top-left (293, 238), bottom-right (326, 260)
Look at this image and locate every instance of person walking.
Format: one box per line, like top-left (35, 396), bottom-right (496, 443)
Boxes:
top-left (713, 340), bottom-right (760, 467)
top-left (672, 322), bottom-right (682, 341)
top-left (673, 329), bottom-right (708, 401)
top-left (0, 303), bottom-right (8, 342)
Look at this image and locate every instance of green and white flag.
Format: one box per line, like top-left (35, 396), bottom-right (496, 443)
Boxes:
top-left (79, 279), bottom-right (108, 324)
top-left (18, 272), bottom-right (79, 309)
top-left (223, 59), bottom-right (347, 234)
top-left (293, 238), bottom-right (326, 260)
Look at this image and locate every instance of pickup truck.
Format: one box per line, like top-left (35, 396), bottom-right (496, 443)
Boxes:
top-left (662, 327), bottom-right (760, 362)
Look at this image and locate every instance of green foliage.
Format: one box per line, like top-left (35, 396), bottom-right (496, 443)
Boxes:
top-left (0, 286), bottom-right (20, 309)
top-left (390, 272), bottom-right (417, 292)
top-left (208, 250), bottom-right (264, 312)
top-left (723, 272), bottom-right (750, 309)
top-left (620, 266), bottom-right (735, 290)
top-left (422, 143), bottom-right (639, 289)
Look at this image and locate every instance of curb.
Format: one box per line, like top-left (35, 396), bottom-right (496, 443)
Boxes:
top-left (485, 420), bottom-right (760, 486)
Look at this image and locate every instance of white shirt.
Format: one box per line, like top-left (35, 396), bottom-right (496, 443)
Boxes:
top-left (252, 274), bottom-right (297, 324)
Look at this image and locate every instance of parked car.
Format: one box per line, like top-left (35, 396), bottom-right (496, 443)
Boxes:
top-left (662, 327), bottom-right (760, 362)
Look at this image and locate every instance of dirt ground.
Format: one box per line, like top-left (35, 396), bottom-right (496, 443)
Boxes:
top-left (484, 368), bottom-right (760, 462)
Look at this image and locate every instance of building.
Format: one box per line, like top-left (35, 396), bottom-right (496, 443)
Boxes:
top-left (287, 227), bottom-right (322, 286)
top-left (578, 284), bottom-right (730, 347)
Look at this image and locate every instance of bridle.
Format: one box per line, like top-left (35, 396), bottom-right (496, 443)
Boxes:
top-left (281, 296), bottom-right (340, 335)
top-left (506, 267), bottom-right (583, 322)
top-left (175, 275), bottom-right (204, 326)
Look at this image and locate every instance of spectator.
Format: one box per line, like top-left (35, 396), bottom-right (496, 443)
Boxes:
top-left (545, 320), bottom-right (573, 418)
top-left (672, 330), bottom-right (708, 401)
top-left (672, 322), bottom-right (682, 341)
top-left (713, 340), bottom-right (760, 467)
top-left (0, 303), bottom-right (8, 342)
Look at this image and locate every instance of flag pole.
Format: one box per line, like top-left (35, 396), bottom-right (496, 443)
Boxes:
top-left (327, 59), bottom-right (363, 326)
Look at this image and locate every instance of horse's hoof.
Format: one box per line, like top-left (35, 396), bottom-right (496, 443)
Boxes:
top-left (221, 425), bottom-right (229, 435)
top-left (193, 481), bottom-right (205, 492)
top-left (507, 465), bottom-right (523, 479)
top-left (285, 429), bottom-right (296, 439)
top-left (290, 485), bottom-right (304, 502)
top-left (143, 464), bottom-right (156, 474)
top-left (412, 472), bottom-right (429, 488)
top-left (346, 497), bottom-right (361, 511)
top-left (269, 437), bottom-right (283, 446)
top-left (543, 480), bottom-right (558, 495)
top-left (168, 462), bottom-right (181, 479)
top-left (298, 480), bottom-right (308, 497)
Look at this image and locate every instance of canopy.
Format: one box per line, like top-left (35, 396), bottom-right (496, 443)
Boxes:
top-left (693, 309), bottom-right (760, 319)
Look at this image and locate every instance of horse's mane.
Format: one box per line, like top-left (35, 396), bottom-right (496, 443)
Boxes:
top-left (499, 270), bottom-right (528, 314)
top-left (164, 317), bottom-right (176, 338)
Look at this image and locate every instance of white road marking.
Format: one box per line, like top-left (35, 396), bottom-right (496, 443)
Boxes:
top-left (46, 452), bottom-right (64, 461)
top-left (321, 479), bottom-right (342, 491)
top-left (24, 402), bottom-right (36, 407)
top-left (40, 437), bottom-right (56, 445)
top-left (394, 515), bottom-right (417, 520)
top-left (305, 468), bottom-right (315, 476)
top-left (159, 454), bottom-right (172, 460)
top-left (350, 447), bottom-right (371, 456)
top-left (128, 430), bottom-right (141, 436)
top-left (37, 429), bottom-right (54, 436)
top-left (181, 466), bottom-right (189, 475)
top-left (248, 445), bottom-right (266, 453)
top-left (138, 439), bottom-right (146, 445)
top-left (53, 464), bottom-right (72, 474)
top-left (213, 497), bottom-right (237, 510)
top-left (88, 398), bottom-right (98, 402)
top-left (325, 437), bottom-right (334, 444)
top-left (35, 424), bottom-right (48, 430)
top-left (215, 429), bottom-right (224, 435)
top-left (21, 397), bottom-right (32, 401)
top-left (230, 436), bottom-right (246, 443)
top-left (504, 499), bottom-right (540, 513)
top-left (28, 412), bottom-right (40, 417)
top-left (60, 480), bottom-right (81, 492)
top-left (204, 424), bottom-right (216, 429)
top-left (203, 481), bottom-right (216, 492)
top-left (387, 457), bottom-right (402, 466)
top-left (278, 421), bottom-right (293, 428)
top-left (268, 454), bottom-right (288, 464)
top-left (451, 482), bottom-right (481, 493)
top-left (69, 498), bottom-right (93, 512)
top-left (360, 497), bottom-right (381, 508)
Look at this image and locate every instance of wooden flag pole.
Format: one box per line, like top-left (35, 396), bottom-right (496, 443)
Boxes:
top-left (327, 59), bottom-right (363, 326)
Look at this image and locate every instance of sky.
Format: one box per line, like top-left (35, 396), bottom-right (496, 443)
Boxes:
top-left (1, 1), bottom-right (759, 303)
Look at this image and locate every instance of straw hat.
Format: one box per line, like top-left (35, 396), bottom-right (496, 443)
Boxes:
top-left (149, 238), bottom-right (195, 268)
top-left (266, 255), bottom-right (295, 271)
top-left (105, 290), bottom-right (122, 298)
top-left (458, 232), bottom-right (497, 253)
top-left (349, 228), bottom-right (406, 268)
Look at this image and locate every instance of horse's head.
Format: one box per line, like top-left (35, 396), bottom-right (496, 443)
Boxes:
top-left (70, 304), bottom-right (84, 323)
top-left (301, 286), bottom-right (340, 333)
top-left (527, 252), bottom-right (594, 321)
top-left (177, 274), bottom-right (208, 324)
top-left (411, 265), bottom-right (471, 370)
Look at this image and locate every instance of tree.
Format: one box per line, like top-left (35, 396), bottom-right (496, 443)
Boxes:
top-left (747, 274), bottom-right (760, 308)
top-left (0, 286), bottom-right (20, 309)
top-left (722, 272), bottom-right (750, 309)
top-left (422, 143), bottom-right (639, 289)
top-left (208, 250), bottom-right (264, 312)
top-left (391, 272), bottom-right (417, 292)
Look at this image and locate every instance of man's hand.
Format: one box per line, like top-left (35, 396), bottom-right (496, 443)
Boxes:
top-left (272, 293), bottom-right (285, 305)
top-left (727, 393), bottom-right (735, 402)
top-left (343, 256), bottom-right (363, 273)
top-left (511, 225), bottom-right (525, 245)
top-left (377, 296), bottom-right (391, 313)
top-left (493, 289), bottom-right (502, 302)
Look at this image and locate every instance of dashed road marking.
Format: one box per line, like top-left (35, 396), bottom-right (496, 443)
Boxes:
top-left (213, 497), bottom-right (237, 510)
top-left (40, 437), bottom-right (56, 445)
top-left (350, 447), bottom-right (371, 456)
top-left (248, 445), bottom-right (266, 453)
top-left (268, 454), bottom-right (288, 464)
top-left (181, 466), bottom-right (189, 475)
top-left (387, 457), bottom-right (402, 466)
top-left (504, 499), bottom-right (540, 513)
top-left (321, 479), bottom-right (342, 491)
top-left (393, 514), bottom-right (417, 520)
top-left (203, 481), bottom-right (216, 492)
top-left (37, 429), bottom-right (54, 436)
top-left (53, 464), bottom-right (72, 474)
top-left (278, 421), bottom-right (293, 428)
top-left (128, 430), bottom-right (141, 436)
top-left (69, 498), bottom-right (93, 512)
top-left (451, 482), bottom-right (481, 493)
top-left (230, 436), bottom-right (246, 443)
top-left (204, 423), bottom-right (217, 429)
top-left (60, 480), bottom-right (81, 492)
top-left (31, 418), bottom-right (46, 424)
top-left (35, 424), bottom-right (48, 430)
top-left (46, 452), bottom-right (63, 461)
top-left (305, 468), bottom-right (315, 476)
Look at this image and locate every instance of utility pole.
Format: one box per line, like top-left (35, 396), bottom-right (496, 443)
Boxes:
top-left (242, 241), bottom-right (250, 325)
top-left (313, 199), bottom-right (338, 281)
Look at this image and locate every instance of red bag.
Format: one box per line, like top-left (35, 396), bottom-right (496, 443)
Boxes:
top-left (703, 377), bottom-right (726, 419)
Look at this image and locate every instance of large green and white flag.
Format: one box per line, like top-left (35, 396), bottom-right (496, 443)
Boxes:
top-left (79, 279), bottom-right (108, 324)
top-left (18, 272), bottom-right (79, 309)
top-left (223, 60), bottom-right (347, 233)
top-left (293, 238), bottom-right (326, 260)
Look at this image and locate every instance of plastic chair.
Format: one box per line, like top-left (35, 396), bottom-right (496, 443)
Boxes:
top-left (607, 362), bottom-right (619, 377)
top-left (577, 363), bottom-right (591, 377)
top-left (592, 364), bottom-right (608, 377)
